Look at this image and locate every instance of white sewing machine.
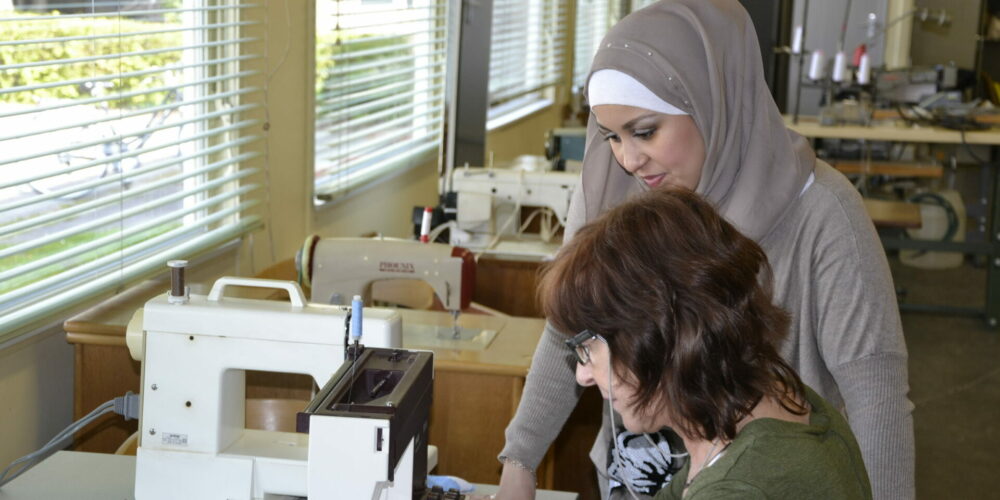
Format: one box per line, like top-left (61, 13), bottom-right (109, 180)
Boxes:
top-left (297, 235), bottom-right (476, 313)
top-left (123, 268), bottom-right (432, 499)
top-left (447, 166), bottom-right (579, 256)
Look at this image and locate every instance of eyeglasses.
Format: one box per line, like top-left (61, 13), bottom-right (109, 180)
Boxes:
top-left (565, 329), bottom-right (605, 365)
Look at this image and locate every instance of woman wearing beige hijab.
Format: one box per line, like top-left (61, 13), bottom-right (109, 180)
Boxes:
top-left (494, 1), bottom-right (913, 499)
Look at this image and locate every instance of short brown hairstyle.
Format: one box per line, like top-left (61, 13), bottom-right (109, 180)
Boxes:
top-left (538, 187), bottom-right (805, 441)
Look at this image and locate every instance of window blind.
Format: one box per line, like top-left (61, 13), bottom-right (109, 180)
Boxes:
top-left (0, 0), bottom-right (261, 341)
top-left (314, 0), bottom-right (449, 202)
top-left (488, 0), bottom-right (568, 112)
top-left (631, 0), bottom-right (657, 11)
top-left (572, 0), bottom-right (621, 91)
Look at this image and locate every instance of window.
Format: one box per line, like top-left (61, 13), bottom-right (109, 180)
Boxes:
top-left (313, 0), bottom-right (449, 202)
top-left (0, 0), bottom-right (260, 341)
top-left (488, 0), bottom-right (567, 125)
top-left (572, 0), bottom-right (622, 91)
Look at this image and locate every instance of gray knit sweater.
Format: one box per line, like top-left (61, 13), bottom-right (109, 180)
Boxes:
top-left (500, 162), bottom-right (915, 500)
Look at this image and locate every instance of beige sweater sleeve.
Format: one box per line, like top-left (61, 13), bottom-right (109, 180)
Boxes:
top-left (498, 183), bottom-right (588, 471)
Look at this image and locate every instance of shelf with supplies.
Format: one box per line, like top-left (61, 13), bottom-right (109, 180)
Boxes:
top-left (784, 115), bottom-right (1000, 326)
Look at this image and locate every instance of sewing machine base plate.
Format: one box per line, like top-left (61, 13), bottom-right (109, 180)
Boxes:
top-left (402, 324), bottom-right (498, 350)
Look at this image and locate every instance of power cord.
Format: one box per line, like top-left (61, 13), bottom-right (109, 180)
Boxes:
top-left (0, 391), bottom-right (140, 488)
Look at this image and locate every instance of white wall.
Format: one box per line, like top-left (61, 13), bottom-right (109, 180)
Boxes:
top-left (0, 327), bottom-right (74, 470)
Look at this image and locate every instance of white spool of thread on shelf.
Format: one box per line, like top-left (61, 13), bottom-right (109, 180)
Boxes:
top-left (808, 50), bottom-right (825, 80)
top-left (791, 25), bottom-right (803, 54)
top-left (857, 54), bottom-right (871, 85)
top-left (832, 51), bottom-right (847, 82)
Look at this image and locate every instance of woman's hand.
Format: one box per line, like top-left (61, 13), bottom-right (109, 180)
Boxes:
top-left (492, 461), bottom-right (537, 500)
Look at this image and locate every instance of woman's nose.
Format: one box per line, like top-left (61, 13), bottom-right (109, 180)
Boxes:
top-left (618, 141), bottom-right (646, 174)
top-left (576, 362), bottom-right (596, 387)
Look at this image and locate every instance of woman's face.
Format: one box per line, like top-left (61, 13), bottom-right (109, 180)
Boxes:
top-left (592, 104), bottom-right (706, 190)
top-left (575, 337), bottom-right (665, 433)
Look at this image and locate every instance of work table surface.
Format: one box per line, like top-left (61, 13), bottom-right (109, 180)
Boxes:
top-left (64, 280), bottom-right (547, 377)
top-left (0, 451), bottom-right (578, 500)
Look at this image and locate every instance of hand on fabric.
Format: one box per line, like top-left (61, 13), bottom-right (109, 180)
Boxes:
top-left (494, 461), bottom-right (536, 500)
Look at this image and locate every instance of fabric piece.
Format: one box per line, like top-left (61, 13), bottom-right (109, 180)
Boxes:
top-left (655, 387), bottom-right (872, 500)
top-left (607, 429), bottom-right (682, 496)
top-left (588, 69), bottom-right (688, 115)
top-left (579, 0), bottom-right (814, 241)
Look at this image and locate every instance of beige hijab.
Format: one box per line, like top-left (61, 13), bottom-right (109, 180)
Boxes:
top-left (581, 0), bottom-right (814, 241)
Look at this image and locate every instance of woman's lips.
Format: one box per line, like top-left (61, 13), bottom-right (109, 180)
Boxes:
top-left (643, 173), bottom-right (666, 187)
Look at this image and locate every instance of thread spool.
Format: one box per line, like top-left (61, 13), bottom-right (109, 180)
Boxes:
top-left (808, 50), bottom-right (825, 81)
top-left (857, 54), bottom-right (871, 85)
top-left (350, 295), bottom-right (363, 341)
top-left (167, 260), bottom-right (189, 304)
top-left (419, 206), bottom-right (432, 243)
top-left (832, 51), bottom-right (847, 82)
top-left (791, 25), bottom-right (803, 54)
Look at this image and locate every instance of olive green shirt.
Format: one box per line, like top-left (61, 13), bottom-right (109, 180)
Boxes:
top-left (656, 387), bottom-right (872, 499)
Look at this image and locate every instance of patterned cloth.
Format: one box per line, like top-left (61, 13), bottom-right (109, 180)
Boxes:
top-left (608, 429), bottom-right (683, 496)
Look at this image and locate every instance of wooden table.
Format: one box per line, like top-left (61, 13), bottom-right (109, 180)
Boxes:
top-left (0, 451), bottom-right (579, 500)
top-left (65, 277), bottom-right (551, 488)
top-left (784, 115), bottom-right (1000, 145)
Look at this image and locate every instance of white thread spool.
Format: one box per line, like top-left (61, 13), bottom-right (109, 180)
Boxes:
top-left (808, 50), bottom-right (825, 80)
top-left (832, 51), bottom-right (847, 82)
top-left (791, 25), bottom-right (803, 54)
top-left (857, 53), bottom-right (871, 85)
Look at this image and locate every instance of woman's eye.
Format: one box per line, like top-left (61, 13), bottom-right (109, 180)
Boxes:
top-left (634, 129), bottom-right (655, 139)
top-left (602, 133), bottom-right (621, 143)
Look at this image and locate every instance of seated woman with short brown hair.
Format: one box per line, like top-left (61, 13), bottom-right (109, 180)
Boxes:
top-left (538, 187), bottom-right (872, 499)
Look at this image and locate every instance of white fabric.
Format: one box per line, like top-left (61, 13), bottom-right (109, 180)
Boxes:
top-left (587, 69), bottom-right (688, 115)
top-left (800, 172), bottom-right (815, 196)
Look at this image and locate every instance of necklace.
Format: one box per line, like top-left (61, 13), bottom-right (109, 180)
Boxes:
top-left (684, 439), bottom-right (727, 488)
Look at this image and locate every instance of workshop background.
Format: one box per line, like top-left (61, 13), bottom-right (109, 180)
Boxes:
top-left (1, 0), bottom-right (999, 498)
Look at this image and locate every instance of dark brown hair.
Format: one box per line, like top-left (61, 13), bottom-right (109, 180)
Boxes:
top-left (538, 187), bottom-right (805, 441)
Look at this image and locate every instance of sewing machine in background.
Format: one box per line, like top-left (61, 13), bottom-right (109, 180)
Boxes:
top-left (422, 159), bottom-right (579, 259)
top-left (297, 235), bottom-right (475, 313)
top-left (296, 235), bottom-right (499, 349)
top-left (123, 263), bottom-right (436, 499)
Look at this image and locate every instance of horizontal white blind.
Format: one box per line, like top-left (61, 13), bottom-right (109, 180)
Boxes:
top-left (314, 0), bottom-right (449, 202)
top-left (572, 0), bottom-right (621, 91)
top-left (489, 0), bottom-right (568, 108)
top-left (0, 0), bottom-right (261, 341)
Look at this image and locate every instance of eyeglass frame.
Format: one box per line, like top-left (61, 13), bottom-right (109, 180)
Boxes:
top-left (565, 329), bottom-right (607, 365)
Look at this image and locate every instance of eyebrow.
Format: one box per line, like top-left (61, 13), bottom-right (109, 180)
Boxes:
top-left (595, 112), bottom-right (660, 133)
